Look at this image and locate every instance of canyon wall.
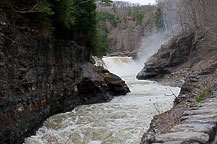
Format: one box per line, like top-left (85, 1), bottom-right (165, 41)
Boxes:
top-left (138, 28), bottom-right (217, 143)
top-left (0, 19), bottom-right (129, 144)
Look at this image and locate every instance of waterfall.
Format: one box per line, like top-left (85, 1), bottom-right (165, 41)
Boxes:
top-left (102, 57), bottom-right (142, 77)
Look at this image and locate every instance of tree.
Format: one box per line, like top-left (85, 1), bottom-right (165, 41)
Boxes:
top-left (154, 8), bottom-right (165, 32)
top-left (98, 0), bottom-right (112, 6)
top-left (0, 0), bottom-right (5, 8)
top-left (53, 0), bottom-right (76, 30)
top-left (133, 7), bottom-right (144, 25)
top-left (1, 0), bottom-right (112, 56)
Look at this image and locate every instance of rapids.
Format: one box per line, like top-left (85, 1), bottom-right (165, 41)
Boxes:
top-left (25, 57), bottom-right (180, 144)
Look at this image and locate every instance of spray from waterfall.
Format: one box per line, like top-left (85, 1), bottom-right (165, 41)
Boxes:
top-left (101, 32), bottom-right (172, 78)
top-left (102, 32), bottom-right (171, 78)
top-left (135, 32), bottom-right (170, 64)
top-left (134, 0), bottom-right (183, 65)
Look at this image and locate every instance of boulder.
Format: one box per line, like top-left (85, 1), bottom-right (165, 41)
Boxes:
top-left (100, 69), bottom-right (130, 96)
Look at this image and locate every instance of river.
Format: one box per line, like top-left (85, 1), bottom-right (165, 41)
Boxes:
top-left (25, 57), bottom-right (180, 144)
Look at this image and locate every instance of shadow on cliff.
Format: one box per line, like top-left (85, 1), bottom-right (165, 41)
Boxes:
top-left (0, 23), bottom-right (130, 144)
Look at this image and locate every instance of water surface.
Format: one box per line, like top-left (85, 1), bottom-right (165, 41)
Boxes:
top-left (25, 57), bottom-right (180, 144)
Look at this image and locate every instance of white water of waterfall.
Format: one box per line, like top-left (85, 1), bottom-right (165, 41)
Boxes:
top-left (25, 57), bottom-right (180, 144)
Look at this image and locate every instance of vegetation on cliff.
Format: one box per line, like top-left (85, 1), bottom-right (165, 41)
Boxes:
top-left (96, 2), bottom-right (155, 56)
top-left (0, 1), bottom-right (131, 144)
top-left (0, 0), bottom-right (112, 57)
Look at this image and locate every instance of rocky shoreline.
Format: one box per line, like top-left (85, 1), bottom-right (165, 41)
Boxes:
top-left (151, 95), bottom-right (217, 143)
top-left (138, 28), bottom-right (217, 144)
top-left (0, 23), bottom-right (130, 144)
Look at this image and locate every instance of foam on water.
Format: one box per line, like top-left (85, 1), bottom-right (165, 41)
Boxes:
top-left (25, 57), bottom-right (180, 144)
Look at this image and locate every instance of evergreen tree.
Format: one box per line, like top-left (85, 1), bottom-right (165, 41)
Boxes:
top-left (1, 0), bottom-right (112, 56)
top-left (154, 8), bottom-right (165, 32)
top-left (133, 8), bottom-right (144, 25)
top-left (0, 0), bottom-right (5, 8)
top-left (53, 0), bottom-right (76, 30)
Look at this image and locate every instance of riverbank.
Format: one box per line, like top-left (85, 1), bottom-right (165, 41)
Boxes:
top-left (148, 94), bottom-right (217, 143)
top-left (138, 28), bottom-right (217, 143)
top-left (25, 57), bottom-right (180, 144)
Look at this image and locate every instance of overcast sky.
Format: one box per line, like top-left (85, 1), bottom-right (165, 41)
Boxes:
top-left (113, 0), bottom-right (156, 5)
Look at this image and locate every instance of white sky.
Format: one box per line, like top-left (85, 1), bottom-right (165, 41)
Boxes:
top-left (113, 0), bottom-right (156, 5)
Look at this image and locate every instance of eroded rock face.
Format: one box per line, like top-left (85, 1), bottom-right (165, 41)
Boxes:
top-left (137, 33), bottom-right (195, 80)
top-left (144, 96), bottom-right (217, 144)
top-left (140, 28), bottom-right (217, 144)
top-left (0, 23), bottom-right (129, 144)
top-left (99, 69), bottom-right (130, 96)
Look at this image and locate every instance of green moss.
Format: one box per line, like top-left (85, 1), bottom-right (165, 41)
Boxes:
top-left (154, 114), bottom-right (161, 119)
top-left (196, 86), bottom-right (212, 102)
top-left (98, 66), bottom-right (105, 71)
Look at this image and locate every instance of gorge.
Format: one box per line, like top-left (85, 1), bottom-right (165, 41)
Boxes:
top-left (25, 57), bottom-right (180, 144)
top-left (1, 0), bottom-right (217, 144)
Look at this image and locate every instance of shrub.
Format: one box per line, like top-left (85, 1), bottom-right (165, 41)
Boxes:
top-left (196, 86), bottom-right (212, 102)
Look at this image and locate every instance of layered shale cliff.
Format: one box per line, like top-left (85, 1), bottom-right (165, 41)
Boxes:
top-left (0, 20), bottom-right (130, 144)
top-left (138, 28), bottom-right (217, 143)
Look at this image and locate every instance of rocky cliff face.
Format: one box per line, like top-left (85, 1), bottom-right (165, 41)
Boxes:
top-left (0, 22), bottom-right (129, 144)
top-left (137, 32), bottom-right (195, 82)
top-left (139, 28), bottom-right (217, 143)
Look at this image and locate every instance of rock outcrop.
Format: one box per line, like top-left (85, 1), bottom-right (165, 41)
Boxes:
top-left (142, 94), bottom-right (217, 144)
top-left (99, 69), bottom-right (130, 96)
top-left (0, 22), bottom-right (129, 144)
top-left (137, 32), bottom-right (195, 81)
top-left (139, 28), bottom-right (217, 144)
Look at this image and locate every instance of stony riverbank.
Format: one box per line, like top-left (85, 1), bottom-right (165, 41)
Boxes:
top-left (138, 28), bottom-right (217, 144)
top-left (151, 95), bottom-right (217, 143)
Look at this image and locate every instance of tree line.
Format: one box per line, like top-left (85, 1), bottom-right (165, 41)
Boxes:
top-left (156, 0), bottom-right (217, 33)
top-left (0, 0), bottom-right (112, 57)
top-left (96, 1), bottom-right (155, 54)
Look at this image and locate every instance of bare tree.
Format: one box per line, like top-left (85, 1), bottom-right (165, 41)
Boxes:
top-left (156, 0), bottom-right (217, 34)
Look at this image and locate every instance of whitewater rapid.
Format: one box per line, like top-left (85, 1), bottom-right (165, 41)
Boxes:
top-left (25, 57), bottom-right (180, 144)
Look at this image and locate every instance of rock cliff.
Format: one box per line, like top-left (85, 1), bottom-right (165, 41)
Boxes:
top-left (137, 32), bottom-right (195, 83)
top-left (0, 22), bottom-right (129, 144)
top-left (139, 28), bottom-right (217, 143)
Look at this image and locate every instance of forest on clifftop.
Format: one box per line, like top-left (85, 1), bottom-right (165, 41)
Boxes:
top-left (96, 1), bottom-right (156, 56)
top-left (0, 0), bottom-right (113, 57)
